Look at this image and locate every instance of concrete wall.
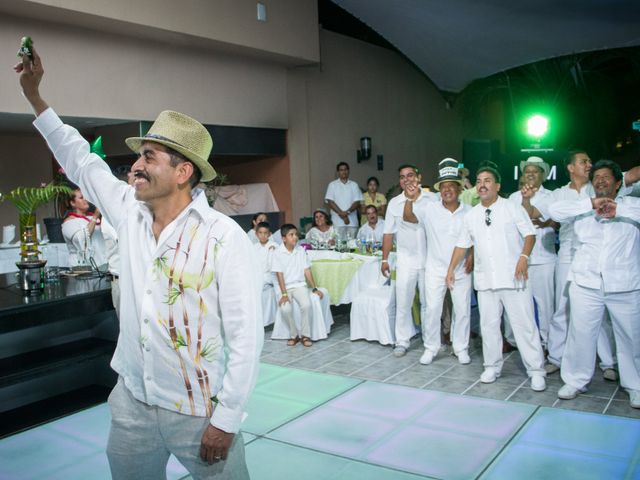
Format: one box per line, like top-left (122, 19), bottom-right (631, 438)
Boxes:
top-left (0, 14), bottom-right (290, 128)
top-left (0, 8), bottom-right (464, 233)
top-left (0, 133), bottom-right (57, 235)
top-left (287, 30), bottom-right (462, 222)
top-left (4, 0), bottom-right (320, 64)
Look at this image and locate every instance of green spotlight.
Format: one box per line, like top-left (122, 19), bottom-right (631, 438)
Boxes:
top-left (527, 114), bottom-right (549, 138)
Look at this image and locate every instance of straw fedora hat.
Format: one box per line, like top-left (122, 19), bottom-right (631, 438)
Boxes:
top-left (125, 110), bottom-right (216, 182)
top-left (434, 158), bottom-right (464, 191)
top-left (519, 156), bottom-right (550, 179)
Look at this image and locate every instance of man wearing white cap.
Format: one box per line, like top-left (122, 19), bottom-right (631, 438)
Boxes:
top-left (382, 164), bottom-right (436, 357)
top-left (17, 45), bottom-right (261, 479)
top-left (446, 165), bottom-right (546, 391)
top-left (509, 156), bottom-right (557, 352)
top-left (404, 158), bottom-right (473, 365)
top-left (549, 160), bottom-right (640, 408)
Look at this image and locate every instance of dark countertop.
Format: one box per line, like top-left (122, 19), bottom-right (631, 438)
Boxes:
top-left (0, 272), bottom-right (114, 333)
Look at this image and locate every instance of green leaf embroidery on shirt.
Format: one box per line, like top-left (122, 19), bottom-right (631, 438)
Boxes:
top-left (175, 330), bottom-right (188, 348)
top-left (165, 287), bottom-right (181, 305)
top-left (200, 336), bottom-right (222, 362)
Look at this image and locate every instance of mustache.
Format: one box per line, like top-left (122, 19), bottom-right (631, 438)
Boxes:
top-left (133, 170), bottom-right (150, 182)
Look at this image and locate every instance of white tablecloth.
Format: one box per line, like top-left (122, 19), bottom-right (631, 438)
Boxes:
top-left (0, 243), bottom-right (69, 274)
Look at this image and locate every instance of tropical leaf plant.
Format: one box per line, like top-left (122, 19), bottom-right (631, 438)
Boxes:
top-left (0, 182), bottom-right (74, 215)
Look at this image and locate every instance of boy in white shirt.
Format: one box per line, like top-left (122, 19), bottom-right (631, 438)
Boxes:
top-left (272, 224), bottom-right (323, 347)
top-left (253, 221), bottom-right (277, 289)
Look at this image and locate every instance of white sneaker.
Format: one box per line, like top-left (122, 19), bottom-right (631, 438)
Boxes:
top-left (419, 350), bottom-right (435, 365)
top-left (480, 368), bottom-right (500, 384)
top-left (603, 368), bottom-right (619, 382)
top-left (558, 384), bottom-right (580, 400)
top-left (393, 346), bottom-right (407, 357)
top-left (530, 375), bottom-right (546, 392)
top-left (457, 350), bottom-right (471, 365)
top-left (630, 390), bottom-right (640, 409)
top-left (544, 363), bottom-right (560, 374)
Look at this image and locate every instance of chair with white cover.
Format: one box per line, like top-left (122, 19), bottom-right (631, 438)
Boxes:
top-left (261, 285), bottom-right (277, 327)
top-left (350, 279), bottom-right (396, 345)
top-left (270, 287), bottom-right (333, 341)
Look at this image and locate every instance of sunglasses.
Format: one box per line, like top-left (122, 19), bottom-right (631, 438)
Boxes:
top-left (485, 208), bottom-right (492, 226)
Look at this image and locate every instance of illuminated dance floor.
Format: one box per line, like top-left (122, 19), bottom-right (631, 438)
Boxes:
top-left (2, 318), bottom-right (639, 479)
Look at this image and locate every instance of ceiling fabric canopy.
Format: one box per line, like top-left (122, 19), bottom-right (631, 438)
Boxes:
top-left (333, 0), bottom-right (640, 93)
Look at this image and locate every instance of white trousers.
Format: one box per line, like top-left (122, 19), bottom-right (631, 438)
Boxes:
top-left (547, 263), bottom-right (616, 369)
top-left (394, 266), bottom-right (424, 348)
top-left (478, 288), bottom-right (545, 376)
top-left (528, 263), bottom-right (555, 346)
top-left (280, 286), bottom-right (312, 338)
top-left (561, 283), bottom-right (640, 391)
top-left (423, 275), bottom-right (471, 355)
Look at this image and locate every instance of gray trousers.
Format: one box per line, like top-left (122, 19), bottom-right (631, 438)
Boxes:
top-left (106, 378), bottom-right (249, 480)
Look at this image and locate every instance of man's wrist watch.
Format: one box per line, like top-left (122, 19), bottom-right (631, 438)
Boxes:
top-left (312, 287), bottom-right (318, 293)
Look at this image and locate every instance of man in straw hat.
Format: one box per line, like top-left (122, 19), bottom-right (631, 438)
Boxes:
top-left (446, 165), bottom-right (547, 392)
top-left (404, 158), bottom-right (473, 365)
top-left (16, 44), bottom-right (262, 479)
top-left (508, 156), bottom-right (557, 356)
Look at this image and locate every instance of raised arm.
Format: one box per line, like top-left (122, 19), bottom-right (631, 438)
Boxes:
top-left (14, 46), bottom-right (49, 116)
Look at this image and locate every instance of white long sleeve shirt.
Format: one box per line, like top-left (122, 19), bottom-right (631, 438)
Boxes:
top-left (34, 108), bottom-right (263, 433)
top-left (456, 197), bottom-right (536, 291)
top-left (539, 180), bottom-right (635, 264)
top-left (384, 190), bottom-right (436, 269)
top-left (413, 200), bottom-right (471, 285)
top-left (549, 196), bottom-right (640, 292)
top-left (509, 186), bottom-right (557, 265)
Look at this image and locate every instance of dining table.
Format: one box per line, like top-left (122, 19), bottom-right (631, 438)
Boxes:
top-left (306, 250), bottom-right (392, 306)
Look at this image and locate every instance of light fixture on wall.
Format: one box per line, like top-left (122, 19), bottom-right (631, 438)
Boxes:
top-left (357, 137), bottom-right (372, 163)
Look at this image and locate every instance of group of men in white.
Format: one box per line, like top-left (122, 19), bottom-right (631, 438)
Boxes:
top-left (380, 153), bottom-right (640, 409)
top-left (248, 151), bottom-right (640, 409)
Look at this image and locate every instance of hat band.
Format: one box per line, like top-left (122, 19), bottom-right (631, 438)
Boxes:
top-left (143, 133), bottom-right (188, 150)
top-left (439, 166), bottom-right (459, 177)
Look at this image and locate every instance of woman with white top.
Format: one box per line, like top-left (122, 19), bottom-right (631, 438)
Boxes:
top-left (62, 187), bottom-right (110, 269)
top-left (304, 209), bottom-right (335, 247)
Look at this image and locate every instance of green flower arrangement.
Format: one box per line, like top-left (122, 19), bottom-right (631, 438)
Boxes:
top-left (1, 182), bottom-right (73, 217)
top-left (0, 182), bottom-right (74, 261)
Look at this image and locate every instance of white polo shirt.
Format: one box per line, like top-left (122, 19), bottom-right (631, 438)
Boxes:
top-left (456, 197), bottom-right (536, 291)
top-left (384, 190), bottom-right (436, 269)
top-left (549, 196), bottom-right (640, 292)
top-left (509, 186), bottom-right (557, 265)
top-left (325, 178), bottom-right (363, 227)
top-left (271, 244), bottom-right (310, 289)
top-left (414, 200), bottom-right (471, 284)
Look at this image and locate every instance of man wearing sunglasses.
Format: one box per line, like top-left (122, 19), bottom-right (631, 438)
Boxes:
top-left (446, 166), bottom-right (547, 391)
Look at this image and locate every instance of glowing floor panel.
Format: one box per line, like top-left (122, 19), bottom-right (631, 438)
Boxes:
top-left (2, 364), bottom-right (640, 480)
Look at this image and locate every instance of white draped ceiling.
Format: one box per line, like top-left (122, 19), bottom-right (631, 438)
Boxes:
top-left (333, 0), bottom-right (640, 92)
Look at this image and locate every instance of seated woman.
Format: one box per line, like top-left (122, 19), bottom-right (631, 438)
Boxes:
top-left (360, 176), bottom-right (387, 224)
top-left (305, 209), bottom-right (335, 247)
top-left (61, 187), bottom-right (111, 269)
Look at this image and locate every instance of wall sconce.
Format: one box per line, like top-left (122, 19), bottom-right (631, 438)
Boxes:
top-left (357, 137), bottom-right (371, 163)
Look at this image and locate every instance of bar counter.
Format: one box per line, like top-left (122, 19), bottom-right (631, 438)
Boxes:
top-left (0, 272), bottom-right (118, 437)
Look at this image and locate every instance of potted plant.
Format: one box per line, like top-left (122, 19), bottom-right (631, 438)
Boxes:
top-left (0, 182), bottom-right (74, 258)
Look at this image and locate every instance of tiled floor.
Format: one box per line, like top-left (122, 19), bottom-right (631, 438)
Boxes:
top-left (1, 312), bottom-right (639, 479)
top-left (262, 312), bottom-right (640, 419)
